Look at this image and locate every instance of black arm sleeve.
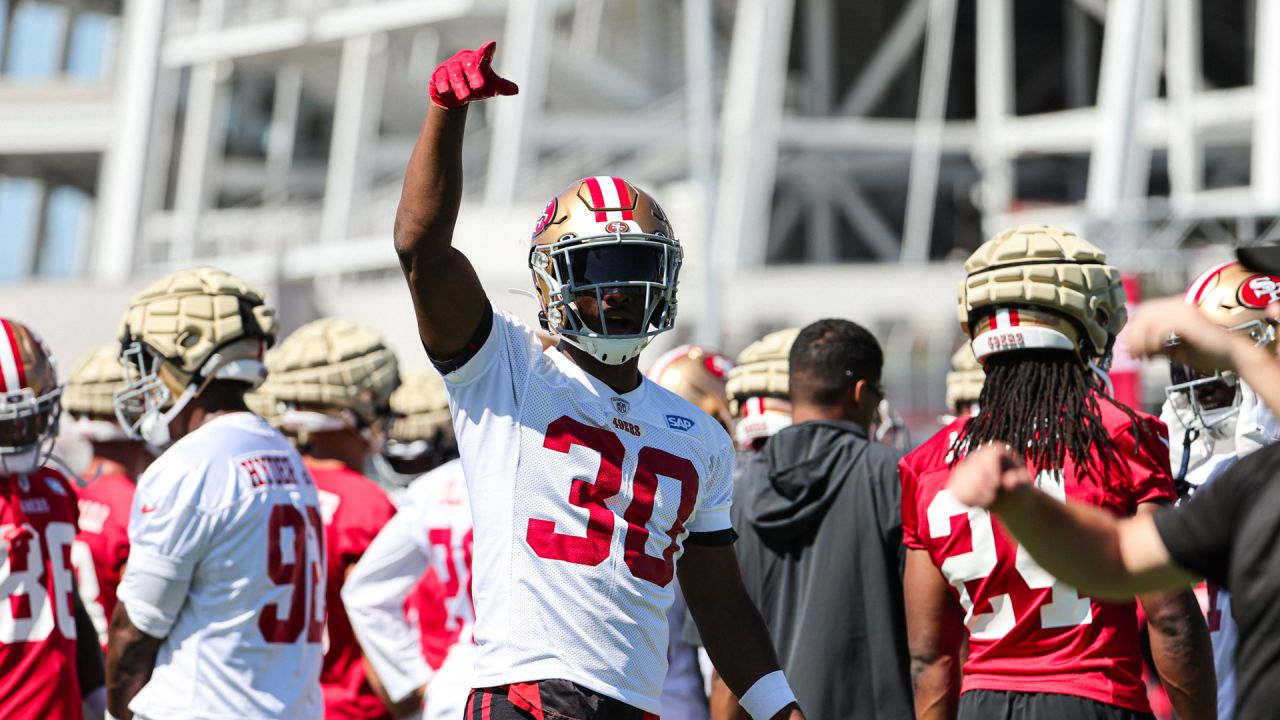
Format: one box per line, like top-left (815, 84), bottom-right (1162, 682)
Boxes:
top-left (1153, 450), bottom-right (1266, 588)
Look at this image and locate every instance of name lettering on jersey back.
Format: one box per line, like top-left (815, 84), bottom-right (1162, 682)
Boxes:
top-left (78, 498), bottom-right (110, 534)
top-left (240, 454), bottom-right (307, 488)
top-left (612, 417), bottom-right (642, 437)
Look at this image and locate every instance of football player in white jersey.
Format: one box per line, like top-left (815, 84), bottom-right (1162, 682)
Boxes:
top-left (344, 368), bottom-right (470, 720)
top-left (1160, 260), bottom-right (1280, 720)
top-left (393, 41), bottom-right (803, 720)
top-left (105, 268), bottom-right (325, 720)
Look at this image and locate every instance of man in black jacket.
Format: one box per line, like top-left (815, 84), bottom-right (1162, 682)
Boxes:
top-left (714, 318), bottom-right (913, 719)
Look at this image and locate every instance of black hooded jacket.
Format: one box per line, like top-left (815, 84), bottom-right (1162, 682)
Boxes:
top-left (732, 419), bottom-right (912, 719)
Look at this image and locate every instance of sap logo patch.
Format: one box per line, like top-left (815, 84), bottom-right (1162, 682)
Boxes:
top-left (666, 414), bottom-right (695, 432)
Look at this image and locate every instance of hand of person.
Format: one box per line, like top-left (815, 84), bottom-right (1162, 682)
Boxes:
top-left (947, 444), bottom-right (1032, 509)
top-left (770, 705), bottom-right (806, 720)
top-left (429, 41), bottom-right (519, 109)
top-left (1124, 296), bottom-right (1239, 374)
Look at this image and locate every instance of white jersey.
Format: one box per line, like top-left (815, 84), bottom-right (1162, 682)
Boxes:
top-left (1185, 454), bottom-right (1240, 720)
top-left (344, 458), bottom-right (475, 720)
top-left (443, 310), bottom-right (735, 714)
top-left (117, 412), bottom-right (325, 719)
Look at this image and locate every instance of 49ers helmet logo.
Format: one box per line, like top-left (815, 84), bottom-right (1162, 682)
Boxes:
top-left (604, 221), bottom-right (629, 233)
top-left (532, 198), bottom-right (557, 238)
top-left (1239, 274), bottom-right (1280, 307)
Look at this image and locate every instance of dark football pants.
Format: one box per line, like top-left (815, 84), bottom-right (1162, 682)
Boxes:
top-left (959, 690), bottom-right (1156, 720)
top-left (464, 679), bottom-right (660, 720)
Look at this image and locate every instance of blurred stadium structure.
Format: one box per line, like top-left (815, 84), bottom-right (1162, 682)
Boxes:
top-left (0, 0), bottom-right (1274, 434)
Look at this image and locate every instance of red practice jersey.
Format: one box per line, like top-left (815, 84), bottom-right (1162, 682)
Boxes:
top-left (309, 460), bottom-right (397, 720)
top-left (0, 468), bottom-right (83, 720)
top-left (72, 470), bottom-right (135, 649)
top-left (900, 400), bottom-right (1175, 712)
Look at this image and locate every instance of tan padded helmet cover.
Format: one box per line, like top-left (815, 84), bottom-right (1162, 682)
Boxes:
top-left (263, 317), bottom-right (399, 425)
top-left (63, 344), bottom-right (125, 420)
top-left (945, 343), bottom-right (985, 412)
top-left (118, 267), bottom-right (278, 392)
top-left (726, 327), bottom-right (800, 417)
top-left (387, 369), bottom-right (452, 443)
top-left (958, 224), bottom-right (1126, 358)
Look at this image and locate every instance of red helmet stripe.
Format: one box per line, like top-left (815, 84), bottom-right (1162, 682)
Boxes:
top-left (1186, 261), bottom-right (1236, 304)
top-left (1007, 308), bottom-right (1020, 326)
top-left (611, 177), bottom-right (635, 221)
top-left (583, 177), bottom-right (608, 222)
top-left (0, 320), bottom-right (23, 391)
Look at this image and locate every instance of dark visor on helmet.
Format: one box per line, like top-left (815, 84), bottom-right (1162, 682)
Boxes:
top-left (559, 244), bottom-right (666, 287)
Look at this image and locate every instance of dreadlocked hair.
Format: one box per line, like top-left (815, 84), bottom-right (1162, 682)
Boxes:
top-left (950, 349), bottom-right (1142, 487)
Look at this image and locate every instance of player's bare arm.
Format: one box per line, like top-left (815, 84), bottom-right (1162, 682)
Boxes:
top-left (678, 544), bottom-right (804, 720)
top-left (105, 602), bottom-right (162, 720)
top-left (1128, 295), bottom-right (1280, 417)
top-left (1132, 506), bottom-right (1217, 720)
top-left (362, 656), bottom-right (423, 719)
top-left (949, 446), bottom-right (1199, 598)
top-left (74, 593), bottom-right (107, 715)
top-left (394, 41), bottom-right (517, 358)
top-left (709, 669), bottom-right (748, 720)
top-left (904, 549), bottom-right (963, 720)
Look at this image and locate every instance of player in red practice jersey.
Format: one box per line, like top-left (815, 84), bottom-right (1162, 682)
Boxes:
top-left (253, 317), bottom-right (400, 720)
top-left (901, 226), bottom-right (1215, 720)
top-left (0, 318), bottom-right (105, 719)
top-left (63, 344), bottom-right (152, 648)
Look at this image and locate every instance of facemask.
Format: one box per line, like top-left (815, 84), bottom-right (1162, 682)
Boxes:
top-left (1160, 394), bottom-right (1235, 480)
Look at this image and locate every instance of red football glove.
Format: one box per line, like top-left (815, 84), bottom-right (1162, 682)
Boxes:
top-left (430, 41), bottom-right (519, 109)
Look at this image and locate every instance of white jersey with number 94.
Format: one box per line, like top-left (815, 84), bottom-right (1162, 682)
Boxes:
top-left (443, 310), bottom-right (734, 715)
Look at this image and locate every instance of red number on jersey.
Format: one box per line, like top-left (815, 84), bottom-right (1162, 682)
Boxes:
top-left (0, 522), bottom-right (77, 643)
top-left (527, 417), bottom-right (623, 566)
top-left (527, 416), bottom-right (700, 587)
top-left (259, 504), bottom-right (326, 643)
top-left (427, 527), bottom-right (474, 632)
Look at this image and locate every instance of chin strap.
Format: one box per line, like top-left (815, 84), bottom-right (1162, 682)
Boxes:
top-left (1173, 427), bottom-right (1201, 499)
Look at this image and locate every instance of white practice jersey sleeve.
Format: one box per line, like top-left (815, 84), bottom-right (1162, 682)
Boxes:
top-left (443, 309), bottom-right (735, 714)
top-left (345, 459), bottom-right (476, 720)
top-left (117, 412), bottom-right (325, 720)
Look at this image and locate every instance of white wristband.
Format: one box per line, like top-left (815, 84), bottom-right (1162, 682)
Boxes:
top-left (739, 670), bottom-right (796, 719)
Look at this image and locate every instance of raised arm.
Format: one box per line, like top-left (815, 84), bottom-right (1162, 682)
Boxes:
top-left (394, 41), bottom-right (517, 359)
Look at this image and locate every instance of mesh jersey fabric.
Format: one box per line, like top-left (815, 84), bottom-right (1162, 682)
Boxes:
top-left (345, 458), bottom-right (475, 720)
top-left (118, 412), bottom-right (325, 719)
top-left (443, 309), bottom-right (734, 714)
top-left (73, 470), bottom-right (135, 649)
top-left (900, 400), bottom-right (1176, 712)
top-left (0, 467), bottom-right (83, 720)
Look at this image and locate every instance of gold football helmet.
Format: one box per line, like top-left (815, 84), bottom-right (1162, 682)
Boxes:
top-left (0, 318), bottom-right (61, 475)
top-left (646, 345), bottom-right (735, 431)
top-left (385, 369), bottom-right (453, 462)
top-left (959, 224), bottom-right (1126, 365)
top-left (727, 328), bottom-right (798, 450)
top-left (258, 317), bottom-right (399, 440)
top-left (115, 267), bottom-right (278, 447)
top-left (945, 343), bottom-right (985, 417)
top-left (64, 344), bottom-right (130, 443)
top-left (1167, 261), bottom-right (1280, 432)
top-left (529, 176), bottom-right (682, 365)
